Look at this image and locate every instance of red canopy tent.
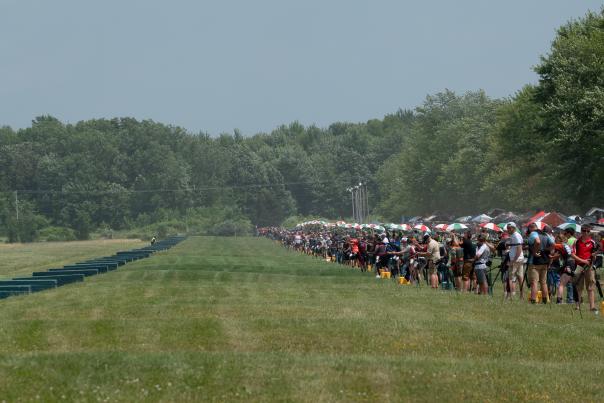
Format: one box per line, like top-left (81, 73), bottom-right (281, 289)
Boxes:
top-left (541, 213), bottom-right (567, 228)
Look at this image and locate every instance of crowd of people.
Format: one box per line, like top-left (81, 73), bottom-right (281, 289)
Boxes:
top-left (260, 223), bottom-right (604, 314)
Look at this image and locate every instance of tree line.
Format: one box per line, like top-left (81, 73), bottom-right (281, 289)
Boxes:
top-left (0, 9), bottom-right (602, 241)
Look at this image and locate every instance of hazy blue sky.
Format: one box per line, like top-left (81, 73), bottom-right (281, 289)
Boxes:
top-left (0, 0), bottom-right (601, 135)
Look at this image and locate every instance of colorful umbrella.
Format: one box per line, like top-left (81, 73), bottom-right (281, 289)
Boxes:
top-left (434, 223), bottom-right (448, 231)
top-left (532, 221), bottom-right (547, 230)
top-left (413, 224), bottom-right (431, 232)
top-left (557, 222), bottom-right (581, 232)
top-left (446, 223), bottom-right (469, 231)
top-left (365, 223), bottom-right (385, 232)
top-left (497, 223), bottom-right (508, 229)
top-left (480, 223), bottom-right (503, 232)
top-left (598, 218), bottom-right (604, 224)
top-left (398, 224), bottom-right (412, 231)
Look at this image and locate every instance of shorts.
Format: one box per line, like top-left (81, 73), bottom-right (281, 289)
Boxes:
top-left (574, 266), bottom-right (596, 292)
top-left (453, 262), bottom-right (463, 277)
top-left (462, 261), bottom-right (474, 281)
top-left (527, 264), bottom-right (548, 284)
top-left (428, 260), bottom-right (437, 275)
top-left (509, 261), bottom-right (524, 283)
top-left (475, 267), bottom-right (488, 285)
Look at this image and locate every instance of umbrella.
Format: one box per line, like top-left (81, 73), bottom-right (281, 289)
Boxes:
top-left (532, 222), bottom-right (547, 230)
top-left (366, 223), bottom-right (385, 232)
top-left (413, 224), bottom-right (431, 232)
top-left (383, 223), bottom-right (398, 229)
top-left (557, 222), bottom-right (581, 232)
top-left (598, 218), bottom-right (604, 224)
top-left (499, 222), bottom-right (520, 232)
top-left (434, 223), bottom-right (448, 231)
top-left (446, 223), bottom-right (468, 232)
top-left (398, 224), bottom-right (412, 231)
top-left (480, 223), bottom-right (503, 232)
top-left (456, 215), bottom-right (473, 223)
top-left (471, 214), bottom-right (493, 223)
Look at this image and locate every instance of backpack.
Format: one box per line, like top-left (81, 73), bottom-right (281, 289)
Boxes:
top-left (532, 233), bottom-right (552, 265)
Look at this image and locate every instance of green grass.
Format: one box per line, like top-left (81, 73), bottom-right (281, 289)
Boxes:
top-left (0, 236), bottom-right (601, 402)
top-left (0, 239), bottom-right (146, 278)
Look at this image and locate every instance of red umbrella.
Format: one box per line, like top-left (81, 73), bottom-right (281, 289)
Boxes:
top-left (413, 224), bottom-right (431, 232)
top-left (480, 223), bottom-right (502, 232)
top-left (533, 221), bottom-right (547, 230)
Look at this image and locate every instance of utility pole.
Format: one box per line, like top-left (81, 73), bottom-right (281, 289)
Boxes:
top-left (347, 187), bottom-right (354, 222)
top-left (364, 184), bottom-right (369, 222)
top-left (14, 191), bottom-right (19, 221)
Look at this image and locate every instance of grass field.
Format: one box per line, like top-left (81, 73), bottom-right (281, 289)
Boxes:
top-left (0, 236), bottom-right (602, 402)
top-left (0, 239), bottom-right (146, 278)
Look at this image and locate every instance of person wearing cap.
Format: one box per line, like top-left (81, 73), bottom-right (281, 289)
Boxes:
top-left (419, 232), bottom-right (440, 288)
top-left (506, 222), bottom-right (524, 300)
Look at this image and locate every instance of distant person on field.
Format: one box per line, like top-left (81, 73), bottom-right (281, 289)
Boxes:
top-left (527, 223), bottom-right (553, 304)
top-left (474, 234), bottom-right (491, 295)
top-left (420, 232), bottom-right (440, 289)
top-left (506, 223), bottom-right (524, 300)
top-left (461, 231), bottom-right (476, 292)
top-left (572, 225), bottom-right (598, 313)
top-left (151, 236), bottom-right (157, 245)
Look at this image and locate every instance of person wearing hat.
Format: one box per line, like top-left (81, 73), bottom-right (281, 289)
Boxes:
top-left (506, 222), bottom-right (524, 300)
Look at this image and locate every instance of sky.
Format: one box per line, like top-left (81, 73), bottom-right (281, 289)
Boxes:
top-left (0, 0), bottom-right (601, 135)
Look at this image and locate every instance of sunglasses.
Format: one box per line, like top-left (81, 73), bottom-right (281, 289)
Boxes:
top-left (581, 229), bottom-right (590, 233)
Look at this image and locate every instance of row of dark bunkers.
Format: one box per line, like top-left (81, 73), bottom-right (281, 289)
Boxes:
top-left (0, 236), bottom-right (186, 300)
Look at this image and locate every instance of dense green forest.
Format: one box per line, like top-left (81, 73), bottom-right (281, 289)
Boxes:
top-left (1, 9), bottom-right (602, 242)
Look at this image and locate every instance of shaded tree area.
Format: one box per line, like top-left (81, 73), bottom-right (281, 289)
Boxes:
top-left (0, 9), bottom-right (602, 240)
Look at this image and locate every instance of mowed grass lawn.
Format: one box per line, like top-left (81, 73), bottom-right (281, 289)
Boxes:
top-left (0, 239), bottom-right (146, 278)
top-left (0, 237), bottom-right (602, 402)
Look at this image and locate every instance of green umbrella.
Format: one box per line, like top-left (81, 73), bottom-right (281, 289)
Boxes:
top-left (558, 222), bottom-right (581, 232)
top-left (446, 223), bottom-right (468, 231)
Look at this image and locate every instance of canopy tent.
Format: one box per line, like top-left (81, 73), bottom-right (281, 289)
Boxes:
top-left (537, 212), bottom-right (568, 228)
top-left (492, 212), bottom-right (519, 223)
top-left (585, 207), bottom-right (604, 218)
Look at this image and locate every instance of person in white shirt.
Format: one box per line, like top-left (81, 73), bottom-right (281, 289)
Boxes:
top-left (506, 223), bottom-right (524, 300)
top-left (474, 234), bottom-right (491, 295)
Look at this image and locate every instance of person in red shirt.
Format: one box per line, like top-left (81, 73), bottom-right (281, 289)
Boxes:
top-left (349, 237), bottom-right (360, 268)
top-left (572, 225), bottom-right (598, 312)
